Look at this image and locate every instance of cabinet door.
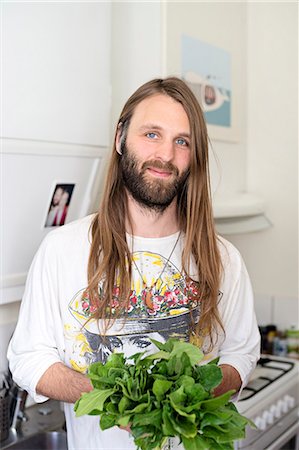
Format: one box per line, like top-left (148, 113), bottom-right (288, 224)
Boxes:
top-left (2, 2), bottom-right (111, 146)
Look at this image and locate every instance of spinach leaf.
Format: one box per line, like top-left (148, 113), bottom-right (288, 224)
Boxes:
top-left (195, 363), bottom-right (223, 391)
top-left (74, 388), bottom-right (115, 416)
top-left (182, 434), bottom-right (211, 450)
top-left (100, 413), bottom-right (116, 430)
top-left (153, 379), bottom-right (173, 402)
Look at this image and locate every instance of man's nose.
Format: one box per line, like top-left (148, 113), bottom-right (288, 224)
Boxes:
top-left (154, 139), bottom-right (175, 162)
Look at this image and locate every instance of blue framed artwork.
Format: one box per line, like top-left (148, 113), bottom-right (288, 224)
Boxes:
top-left (182, 35), bottom-right (237, 142)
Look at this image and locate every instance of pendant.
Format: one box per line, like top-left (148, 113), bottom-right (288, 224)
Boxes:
top-left (145, 289), bottom-right (154, 310)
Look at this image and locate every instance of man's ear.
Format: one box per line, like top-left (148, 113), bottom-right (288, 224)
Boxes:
top-left (116, 122), bottom-right (123, 155)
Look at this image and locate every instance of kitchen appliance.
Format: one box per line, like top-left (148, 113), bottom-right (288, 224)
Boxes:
top-left (235, 355), bottom-right (299, 450)
top-left (0, 373), bottom-right (11, 442)
top-left (0, 395), bottom-right (10, 442)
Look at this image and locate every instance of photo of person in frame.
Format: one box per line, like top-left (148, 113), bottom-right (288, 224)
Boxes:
top-left (45, 184), bottom-right (75, 227)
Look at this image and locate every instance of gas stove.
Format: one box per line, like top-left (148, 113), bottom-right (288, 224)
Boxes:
top-left (235, 355), bottom-right (299, 450)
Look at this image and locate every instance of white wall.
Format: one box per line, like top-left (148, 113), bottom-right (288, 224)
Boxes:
top-left (110, 2), bottom-right (163, 135)
top-left (228, 2), bottom-right (298, 328)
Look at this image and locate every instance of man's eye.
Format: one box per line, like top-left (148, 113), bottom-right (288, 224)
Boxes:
top-left (146, 132), bottom-right (158, 139)
top-left (176, 138), bottom-right (189, 146)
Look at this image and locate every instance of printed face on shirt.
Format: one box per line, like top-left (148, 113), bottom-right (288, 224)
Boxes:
top-left (119, 94), bottom-right (191, 211)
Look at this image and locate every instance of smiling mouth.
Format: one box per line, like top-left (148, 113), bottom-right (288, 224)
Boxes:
top-left (146, 167), bottom-right (173, 178)
top-left (142, 160), bottom-right (179, 179)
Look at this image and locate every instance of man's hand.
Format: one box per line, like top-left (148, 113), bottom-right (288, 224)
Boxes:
top-left (119, 425), bottom-right (132, 433)
top-left (213, 364), bottom-right (242, 397)
top-left (36, 362), bottom-right (93, 403)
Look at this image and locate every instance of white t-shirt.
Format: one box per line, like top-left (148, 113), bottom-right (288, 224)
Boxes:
top-left (7, 214), bottom-right (260, 450)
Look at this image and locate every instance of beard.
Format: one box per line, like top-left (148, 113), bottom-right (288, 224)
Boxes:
top-left (120, 143), bottom-right (189, 212)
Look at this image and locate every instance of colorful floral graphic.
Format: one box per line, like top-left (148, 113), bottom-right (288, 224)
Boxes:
top-left (67, 251), bottom-right (203, 367)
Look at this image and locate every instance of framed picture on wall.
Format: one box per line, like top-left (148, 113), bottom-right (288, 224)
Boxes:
top-left (44, 183), bottom-right (75, 227)
top-left (182, 34), bottom-right (238, 142)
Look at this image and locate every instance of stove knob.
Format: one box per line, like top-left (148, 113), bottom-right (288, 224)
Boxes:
top-left (281, 398), bottom-right (289, 414)
top-left (276, 400), bottom-right (284, 417)
top-left (254, 416), bottom-right (266, 430)
top-left (262, 410), bottom-right (274, 426)
top-left (284, 395), bottom-right (295, 409)
top-left (270, 405), bottom-right (278, 418)
top-left (265, 410), bottom-right (274, 424)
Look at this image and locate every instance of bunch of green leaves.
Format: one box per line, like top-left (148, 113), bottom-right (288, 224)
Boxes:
top-left (74, 338), bottom-right (253, 450)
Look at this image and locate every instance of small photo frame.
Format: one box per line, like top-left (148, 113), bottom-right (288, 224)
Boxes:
top-left (44, 183), bottom-right (75, 227)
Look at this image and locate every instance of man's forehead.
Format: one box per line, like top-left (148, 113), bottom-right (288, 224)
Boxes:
top-left (128, 94), bottom-right (190, 131)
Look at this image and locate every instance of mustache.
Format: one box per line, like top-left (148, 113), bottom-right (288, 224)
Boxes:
top-left (141, 160), bottom-right (179, 176)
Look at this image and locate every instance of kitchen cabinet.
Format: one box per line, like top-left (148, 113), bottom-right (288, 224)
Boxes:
top-left (1, 2), bottom-right (111, 147)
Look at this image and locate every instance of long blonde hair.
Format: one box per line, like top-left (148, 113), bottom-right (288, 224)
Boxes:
top-left (87, 77), bottom-right (223, 344)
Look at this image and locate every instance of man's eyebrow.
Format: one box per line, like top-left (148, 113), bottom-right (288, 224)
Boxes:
top-left (138, 124), bottom-right (191, 138)
top-left (138, 124), bottom-right (163, 132)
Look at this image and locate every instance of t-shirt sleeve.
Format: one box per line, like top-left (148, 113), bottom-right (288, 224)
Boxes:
top-left (7, 233), bottom-right (63, 402)
top-left (217, 241), bottom-right (261, 394)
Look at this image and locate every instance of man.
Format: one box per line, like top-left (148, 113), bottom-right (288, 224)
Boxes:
top-left (8, 77), bottom-right (260, 450)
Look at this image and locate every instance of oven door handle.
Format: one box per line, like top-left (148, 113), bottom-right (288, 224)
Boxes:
top-left (264, 420), bottom-right (299, 450)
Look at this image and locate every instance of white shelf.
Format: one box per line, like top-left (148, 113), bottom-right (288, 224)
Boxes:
top-left (213, 193), bottom-right (265, 219)
top-left (212, 193), bottom-right (271, 235)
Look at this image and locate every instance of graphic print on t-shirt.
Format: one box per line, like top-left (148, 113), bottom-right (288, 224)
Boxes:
top-left (66, 250), bottom-right (203, 373)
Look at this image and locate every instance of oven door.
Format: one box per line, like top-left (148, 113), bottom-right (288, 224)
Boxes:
top-left (265, 420), bottom-right (299, 450)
